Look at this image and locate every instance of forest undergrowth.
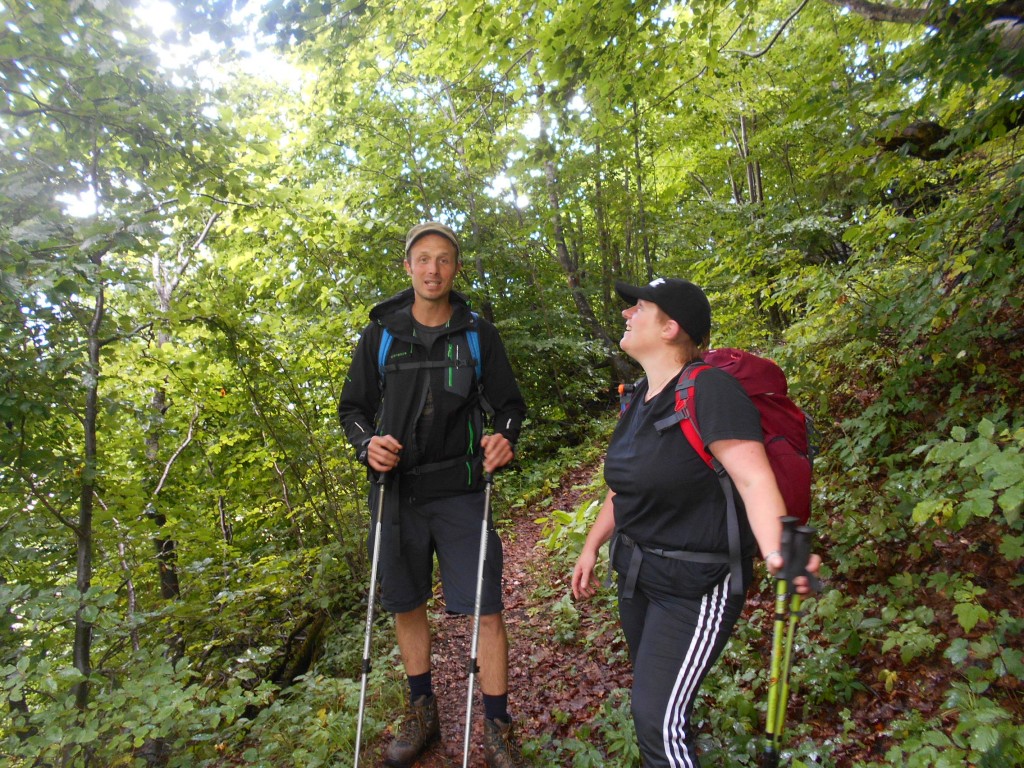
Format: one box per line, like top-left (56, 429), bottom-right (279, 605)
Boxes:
top-left (298, 430), bottom-right (1024, 768)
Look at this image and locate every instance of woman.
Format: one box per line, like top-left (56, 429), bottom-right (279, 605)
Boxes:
top-left (571, 277), bottom-right (820, 768)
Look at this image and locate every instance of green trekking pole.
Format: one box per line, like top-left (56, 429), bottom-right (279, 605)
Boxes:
top-left (762, 522), bottom-right (816, 768)
top-left (771, 527), bottom-right (815, 752)
top-left (762, 516), bottom-right (799, 768)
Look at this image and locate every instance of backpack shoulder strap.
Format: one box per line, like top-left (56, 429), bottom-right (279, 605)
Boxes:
top-left (377, 328), bottom-right (394, 384)
top-left (653, 362), bottom-right (717, 472)
top-left (376, 313), bottom-right (482, 384)
top-left (467, 311), bottom-right (482, 381)
top-left (654, 361), bottom-right (744, 595)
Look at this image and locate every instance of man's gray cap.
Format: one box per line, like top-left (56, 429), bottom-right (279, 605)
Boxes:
top-left (405, 221), bottom-right (460, 257)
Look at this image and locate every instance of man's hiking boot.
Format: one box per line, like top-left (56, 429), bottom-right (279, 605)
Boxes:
top-left (482, 717), bottom-right (525, 767)
top-left (383, 694), bottom-right (440, 767)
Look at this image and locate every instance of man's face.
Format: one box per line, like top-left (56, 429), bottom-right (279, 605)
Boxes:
top-left (405, 233), bottom-right (460, 303)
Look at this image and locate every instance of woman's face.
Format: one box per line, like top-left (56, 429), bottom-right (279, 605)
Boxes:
top-left (620, 299), bottom-right (669, 357)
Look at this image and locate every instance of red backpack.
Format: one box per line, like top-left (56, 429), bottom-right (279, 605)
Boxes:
top-left (664, 348), bottom-right (815, 525)
top-left (619, 349), bottom-right (816, 592)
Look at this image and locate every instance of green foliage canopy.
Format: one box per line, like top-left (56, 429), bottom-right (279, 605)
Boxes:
top-left (2, 0), bottom-right (1022, 764)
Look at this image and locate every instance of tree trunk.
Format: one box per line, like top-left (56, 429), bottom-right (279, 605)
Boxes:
top-left (146, 253), bottom-right (184, 665)
top-left (145, 215), bottom-right (217, 659)
top-left (537, 89), bottom-right (632, 383)
top-left (632, 101), bottom-right (654, 280)
top-left (147, 274), bottom-right (182, 605)
top-left (725, 130), bottom-right (744, 205)
top-left (438, 80), bottom-right (494, 322)
top-left (739, 114), bottom-right (763, 205)
top-left (593, 142), bottom-right (614, 307)
top-left (73, 263), bottom-right (103, 711)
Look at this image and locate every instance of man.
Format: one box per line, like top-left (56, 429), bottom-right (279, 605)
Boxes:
top-left (338, 221), bottom-right (528, 767)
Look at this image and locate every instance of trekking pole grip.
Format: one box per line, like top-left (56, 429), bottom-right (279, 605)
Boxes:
top-left (793, 526), bottom-right (822, 593)
top-left (776, 516), bottom-right (799, 581)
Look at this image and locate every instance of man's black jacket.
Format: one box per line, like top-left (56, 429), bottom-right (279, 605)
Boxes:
top-left (338, 288), bottom-right (526, 502)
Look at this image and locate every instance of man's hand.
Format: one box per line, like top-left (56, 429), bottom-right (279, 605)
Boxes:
top-left (480, 433), bottom-right (514, 474)
top-left (366, 435), bottom-right (403, 473)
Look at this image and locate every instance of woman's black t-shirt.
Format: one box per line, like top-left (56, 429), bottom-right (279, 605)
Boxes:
top-left (605, 364), bottom-right (763, 592)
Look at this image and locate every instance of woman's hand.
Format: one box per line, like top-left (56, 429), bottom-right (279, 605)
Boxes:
top-left (772, 552), bottom-right (822, 595)
top-left (571, 490), bottom-right (617, 601)
top-left (572, 548), bottom-right (601, 600)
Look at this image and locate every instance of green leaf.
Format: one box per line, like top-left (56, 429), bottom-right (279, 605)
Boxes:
top-left (945, 638), bottom-right (970, 665)
top-left (953, 602), bottom-right (990, 633)
top-left (999, 534), bottom-right (1024, 560)
top-left (968, 724), bottom-right (1001, 752)
top-left (921, 730), bottom-right (953, 747)
top-left (913, 498), bottom-right (951, 525)
top-left (997, 482), bottom-right (1024, 523)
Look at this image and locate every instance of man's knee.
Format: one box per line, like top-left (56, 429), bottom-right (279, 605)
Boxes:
top-left (478, 612), bottom-right (506, 635)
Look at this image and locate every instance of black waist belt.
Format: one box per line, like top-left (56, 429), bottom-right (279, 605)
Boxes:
top-left (401, 455), bottom-right (471, 476)
top-left (613, 532), bottom-right (741, 599)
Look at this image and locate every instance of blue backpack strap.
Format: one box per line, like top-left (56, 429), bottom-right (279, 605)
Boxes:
top-left (377, 328), bottom-right (394, 384)
top-left (467, 311), bottom-right (482, 380)
top-left (377, 316), bottom-right (481, 383)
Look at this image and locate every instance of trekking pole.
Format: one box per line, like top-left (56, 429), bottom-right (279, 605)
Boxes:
top-left (762, 516), bottom-right (799, 768)
top-left (354, 473), bottom-right (387, 768)
top-left (771, 526), bottom-right (816, 753)
top-left (762, 521), bottom-right (816, 768)
top-left (462, 473), bottom-right (494, 768)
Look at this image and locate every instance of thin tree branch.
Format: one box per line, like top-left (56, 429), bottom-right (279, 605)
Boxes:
top-left (168, 211), bottom-right (220, 296)
top-left (690, 171), bottom-right (716, 200)
top-left (18, 471), bottom-right (80, 534)
top-left (725, 0), bottom-right (812, 59)
top-left (98, 321), bottom-right (153, 348)
top-left (151, 404), bottom-right (201, 499)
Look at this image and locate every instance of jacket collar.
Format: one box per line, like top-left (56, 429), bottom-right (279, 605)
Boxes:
top-left (370, 288), bottom-right (474, 337)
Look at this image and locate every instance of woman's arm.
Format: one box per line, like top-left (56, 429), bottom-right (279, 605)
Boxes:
top-left (710, 438), bottom-right (821, 591)
top-left (571, 490), bottom-right (616, 600)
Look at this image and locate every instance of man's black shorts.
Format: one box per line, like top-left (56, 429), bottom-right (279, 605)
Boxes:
top-left (370, 489), bottom-right (504, 615)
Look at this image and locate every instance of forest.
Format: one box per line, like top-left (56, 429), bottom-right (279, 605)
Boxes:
top-left (2, 0), bottom-right (1023, 765)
